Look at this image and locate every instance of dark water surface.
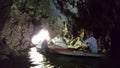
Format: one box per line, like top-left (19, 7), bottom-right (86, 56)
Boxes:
top-left (0, 47), bottom-right (120, 68)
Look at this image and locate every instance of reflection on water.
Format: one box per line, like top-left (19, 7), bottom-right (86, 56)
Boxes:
top-left (28, 47), bottom-right (102, 68)
top-left (28, 47), bottom-right (54, 68)
top-left (28, 47), bottom-right (120, 68)
top-left (42, 53), bottom-right (100, 68)
top-left (0, 47), bottom-right (120, 68)
top-left (29, 47), bottom-right (43, 68)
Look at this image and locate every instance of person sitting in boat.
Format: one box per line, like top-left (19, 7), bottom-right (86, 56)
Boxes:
top-left (51, 36), bottom-right (68, 49)
top-left (84, 31), bottom-right (98, 53)
top-left (41, 40), bottom-right (49, 52)
top-left (68, 30), bottom-right (88, 50)
top-left (48, 35), bottom-right (68, 49)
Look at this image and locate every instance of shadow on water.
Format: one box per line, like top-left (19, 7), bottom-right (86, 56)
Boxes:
top-left (0, 55), bottom-right (32, 68)
top-left (41, 53), bottom-right (102, 68)
top-left (0, 47), bottom-right (120, 68)
top-left (41, 52), bottom-right (120, 68)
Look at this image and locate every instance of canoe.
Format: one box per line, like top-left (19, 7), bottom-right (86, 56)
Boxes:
top-left (49, 48), bottom-right (105, 57)
top-left (37, 43), bottom-right (105, 57)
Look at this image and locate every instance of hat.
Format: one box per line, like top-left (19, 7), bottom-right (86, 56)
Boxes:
top-left (88, 31), bottom-right (94, 36)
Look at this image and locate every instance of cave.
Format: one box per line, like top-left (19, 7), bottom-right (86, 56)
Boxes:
top-left (0, 0), bottom-right (120, 67)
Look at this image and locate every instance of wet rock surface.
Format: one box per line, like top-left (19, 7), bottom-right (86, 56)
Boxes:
top-left (0, 0), bottom-right (66, 59)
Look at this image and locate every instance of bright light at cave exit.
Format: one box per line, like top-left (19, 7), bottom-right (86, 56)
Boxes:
top-left (31, 29), bottom-right (50, 45)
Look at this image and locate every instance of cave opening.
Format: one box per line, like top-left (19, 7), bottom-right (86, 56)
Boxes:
top-left (0, 0), bottom-right (120, 68)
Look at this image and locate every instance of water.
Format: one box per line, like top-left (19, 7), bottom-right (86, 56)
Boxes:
top-left (0, 47), bottom-right (120, 68)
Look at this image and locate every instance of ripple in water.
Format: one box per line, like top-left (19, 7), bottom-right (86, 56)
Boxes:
top-left (28, 47), bottom-right (55, 68)
top-left (29, 47), bottom-right (43, 68)
top-left (28, 47), bottom-right (120, 68)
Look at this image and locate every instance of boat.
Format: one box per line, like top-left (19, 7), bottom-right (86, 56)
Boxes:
top-left (51, 48), bottom-right (105, 57)
top-left (38, 47), bottom-right (105, 58)
top-left (37, 40), bottom-right (105, 58)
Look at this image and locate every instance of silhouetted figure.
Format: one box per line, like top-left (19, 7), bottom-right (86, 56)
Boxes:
top-left (104, 32), bottom-right (111, 53)
top-left (41, 40), bottom-right (49, 52)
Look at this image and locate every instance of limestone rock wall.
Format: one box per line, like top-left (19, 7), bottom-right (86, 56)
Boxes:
top-left (0, 0), bottom-right (68, 57)
top-left (1, 13), bottom-right (33, 51)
